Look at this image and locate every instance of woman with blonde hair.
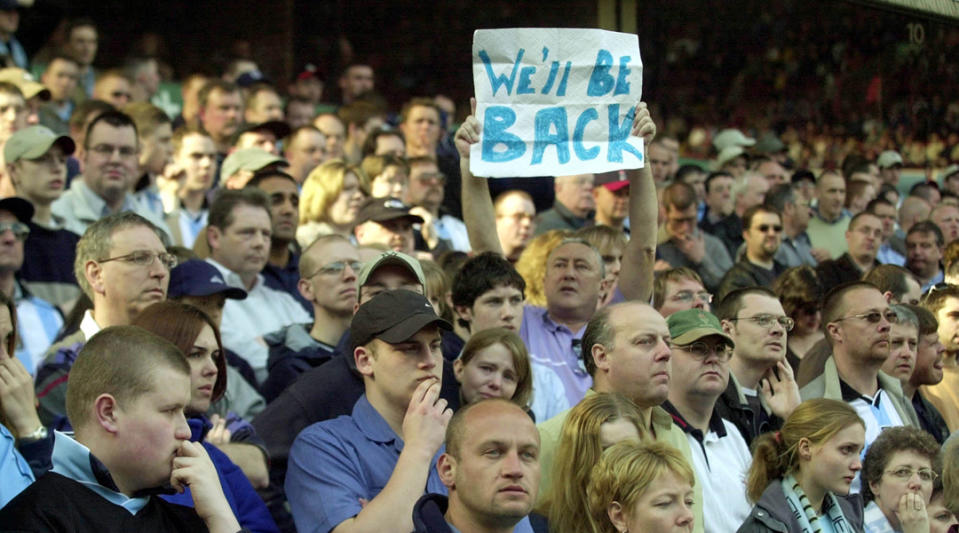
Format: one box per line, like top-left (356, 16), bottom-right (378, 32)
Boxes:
top-left (360, 154), bottom-right (409, 199)
top-left (587, 441), bottom-right (697, 533)
top-left (739, 398), bottom-right (866, 532)
top-left (296, 159), bottom-right (369, 247)
top-left (544, 392), bottom-right (646, 533)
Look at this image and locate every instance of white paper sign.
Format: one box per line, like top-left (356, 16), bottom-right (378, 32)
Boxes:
top-left (470, 28), bottom-right (644, 178)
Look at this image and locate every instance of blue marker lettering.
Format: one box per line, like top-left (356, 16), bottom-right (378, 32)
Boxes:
top-left (481, 106), bottom-right (525, 163)
top-left (614, 56), bottom-right (631, 95)
top-left (607, 104), bottom-right (643, 163)
top-left (587, 50), bottom-right (615, 97)
top-left (573, 108), bottom-right (599, 161)
top-left (557, 61), bottom-right (571, 96)
top-left (531, 107), bottom-right (570, 165)
top-left (479, 48), bottom-right (525, 96)
top-left (517, 66), bottom-right (536, 95)
top-left (541, 61), bottom-right (559, 95)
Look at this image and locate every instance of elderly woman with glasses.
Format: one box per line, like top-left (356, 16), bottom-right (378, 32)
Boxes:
top-left (862, 426), bottom-right (941, 533)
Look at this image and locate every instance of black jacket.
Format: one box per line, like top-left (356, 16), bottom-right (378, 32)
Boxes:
top-left (714, 374), bottom-right (783, 448)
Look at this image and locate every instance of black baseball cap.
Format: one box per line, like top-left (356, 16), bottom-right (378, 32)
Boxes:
top-left (351, 289), bottom-right (451, 350)
top-left (356, 197), bottom-right (424, 225)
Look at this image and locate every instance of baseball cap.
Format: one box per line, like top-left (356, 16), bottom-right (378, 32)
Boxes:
top-left (716, 145), bottom-right (747, 168)
top-left (4, 125), bottom-right (75, 164)
top-left (667, 309), bottom-right (735, 347)
top-left (594, 170), bottom-right (629, 192)
top-left (0, 68), bottom-right (50, 100)
top-left (234, 120), bottom-right (292, 144)
top-left (877, 150), bottom-right (904, 169)
top-left (168, 260), bottom-right (248, 300)
top-left (235, 70), bottom-right (270, 88)
top-left (754, 132), bottom-right (785, 154)
top-left (713, 128), bottom-right (755, 153)
top-left (0, 197), bottom-right (33, 223)
top-left (357, 250), bottom-right (426, 289)
top-left (356, 197), bottom-right (424, 226)
top-left (221, 148), bottom-right (288, 181)
top-left (351, 289), bottom-right (451, 350)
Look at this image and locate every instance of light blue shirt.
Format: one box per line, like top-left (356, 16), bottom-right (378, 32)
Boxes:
top-left (0, 423), bottom-right (34, 507)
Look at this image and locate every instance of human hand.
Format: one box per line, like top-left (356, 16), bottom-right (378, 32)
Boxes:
top-left (676, 232), bottom-right (705, 264)
top-left (171, 440), bottom-right (240, 532)
top-left (895, 491), bottom-right (929, 533)
top-left (204, 414), bottom-right (231, 446)
top-left (401, 378), bottom-right (452, 459)
top-left (632, 102), bottom-right (656, 145)
top-left (653, 259), bottom-right (673, 272)
top-left (454, 98), bottom-right (480, 160)
top-left (759, 361), bottom-right (801, 420)
top-left (0, 355), bottom-right (43, 438)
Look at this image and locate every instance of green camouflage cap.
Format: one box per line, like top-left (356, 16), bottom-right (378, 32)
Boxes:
top-left (220, 148), bottom-right (287, 181)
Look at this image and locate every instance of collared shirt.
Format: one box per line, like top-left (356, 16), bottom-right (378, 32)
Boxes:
top-left (285, 395), bottom-right (447, 533)
top-left (0, 423), bottom-right (33, 508)
top-left (0, 37), bottom-right (27, 69)
top-left (806, 209), bottom-right (851, 260)
top-left (663, 403), bottom-right (752, 533)
top-left (775, 231), bottom-right (818, 268)
top-left (876, 243), bottom-right (905, 266)
top-left (79, 309), bottom-right (102, 340)
top-left (520, 305), bottom-right (591, 409)
top-left (51, 431), bottom-right (152, 514)
top-left (176, 207), bottom-right (208, 249)
top-left (921, 270), bottom-right (945, 294)
top-left (839, 377), bottom-right (905, 450)
top-left (207, 258), bottom-right (311, 377)
top-left (51, 179), bottom-right (172, 239)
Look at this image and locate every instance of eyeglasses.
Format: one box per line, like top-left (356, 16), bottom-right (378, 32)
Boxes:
top-left (98, 250), bottom-right (178, 270)
top-left (833, 310), bottom-right (898, 325)
top-left (89, 144), bottom-right (138, 158)
top-left (729, 314), bottom-right (795, 331)
top-left (670, 290), bottom-right (713, 304)
top-left (310, 260), bottom-right (363, 278)
top-left (885, 466), bottom-right (938, 483)
top-left (677, 341), bottom-right (733, 361)
top-left (0, 221), bottom-right (29, 240)
top-left (755, 224), bottom-right (783, 233)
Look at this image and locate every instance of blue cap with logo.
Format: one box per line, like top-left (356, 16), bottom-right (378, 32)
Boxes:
top-left (168, 260), bottom-right (248, 300)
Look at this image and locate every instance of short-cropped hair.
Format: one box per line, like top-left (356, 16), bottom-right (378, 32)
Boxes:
top-left (74, 212), bottom-right (165, 299)
top-left (715, 287), bottom-right (777, 321)
top-left (653, 267), bottom-right (704, 310)
top-left (66, 326), bottom-right (189, 429)
top-left (209, 187), bottom-right (271, 230)
top-left (451, 252), bottom-right (526, 311)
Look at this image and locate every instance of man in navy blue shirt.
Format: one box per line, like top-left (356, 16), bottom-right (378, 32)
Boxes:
top-left (285, 289), bottom-right (452, 533)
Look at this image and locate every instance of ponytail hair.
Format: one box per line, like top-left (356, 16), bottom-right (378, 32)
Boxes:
top-left (746, 399), bottom-right (864, 503)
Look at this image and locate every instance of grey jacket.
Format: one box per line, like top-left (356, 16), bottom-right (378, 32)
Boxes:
top-left (737, 481), bottom-right (864, 533)
top-left (799, 356), bottom-right (921, 429)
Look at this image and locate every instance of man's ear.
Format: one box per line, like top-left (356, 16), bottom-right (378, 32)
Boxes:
top-left (592, 343), bottom-right (610, 372)
top-left (437, 453), bottom-right (457, 489)
top-left (453, 304), bottom-right (472, 325)
top-left (297, 278), bottom-right (315, 303)
top-left (826, 321), bottom-right (843, 345)
top-left (882, 290), bottom-right (894, 303)
top-left (85, 259), bottom-right (105, 296)
top-left (607, 501), bottom-right (628, 533)
top-left (93, 393), bottom-right (121, 434)
top-left (722, 319), bottom-right (735, 337)
top-left (355, 345), bottom-right (374, 378)
top-left (207, 225), bottom-right (222, 252)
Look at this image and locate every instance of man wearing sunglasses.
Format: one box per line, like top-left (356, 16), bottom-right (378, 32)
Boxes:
top-left (715, 287), bottom-right (800, 446)
top-left (664, 308), bottom-right (753, 533)
top-left (716, 204), bottom-right (787, 301)
top-left (799, 281), bottom-right (920, 453)
top-left (405, 155), bottom-right (469, 253)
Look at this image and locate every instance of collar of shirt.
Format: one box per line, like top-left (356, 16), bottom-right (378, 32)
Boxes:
top-left (352, 394), bottom-right (401, 448)
top-left (662, 401), bottom-right (728, 442)
top-left (206, 257), bottom-right (262, 291)
top-left (79, 309), bottom-right (102, 341)
top-left (50, 431), bottom-right (152, 514)
top-left (75, 179), bottom-right (136, 218)
top-left (838, 376), bottom-right (882, 405)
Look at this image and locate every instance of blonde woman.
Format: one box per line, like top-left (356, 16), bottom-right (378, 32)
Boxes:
top-left (297, 159), bottom-right (369, 247)
top-left (543, 392), bottom-right (646, 533)
top-left (587, 441), bottom-right (697, 533)
top-left (739, 399), bottom-right (866, 532)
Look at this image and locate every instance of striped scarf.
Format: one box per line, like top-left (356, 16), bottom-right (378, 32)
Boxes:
top-left (781, 474), bottom-right (855, 533)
